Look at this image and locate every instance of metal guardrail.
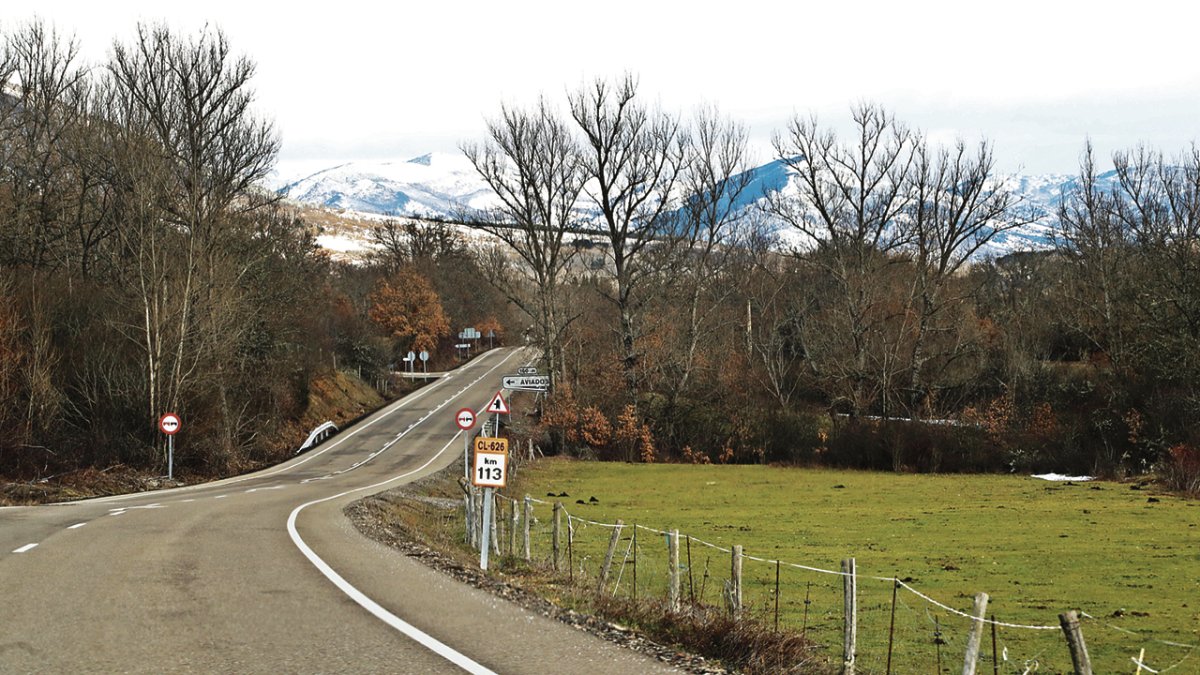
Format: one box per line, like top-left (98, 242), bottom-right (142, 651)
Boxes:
top-left (297, 421), bottom-right (338, 454)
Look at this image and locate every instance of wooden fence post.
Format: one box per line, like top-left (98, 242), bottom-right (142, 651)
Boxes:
top-left (552, 501), bottom-right (562, 571)
top-left (598, 520), bottom-right (624, 594)
top-left (731, 545), bottom-right (744, 619)
top-left (1058, 610), bottom-right (1093, 675)
top-left (509, 497), bottom-right (518, 557)
top-left (962, 592), bottom-right (989, 675)
top-left (668, 529), bottom-right (681, 612)
top-left (523, 495), bottom-right (532, 562)
top-left (842, 558), bottom-right (857, 675)
top-left (464, 492), bottom-right (473, 546)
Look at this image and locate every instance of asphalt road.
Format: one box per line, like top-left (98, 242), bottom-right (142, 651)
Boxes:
top-left (0, 347), bottom-right (680, 674)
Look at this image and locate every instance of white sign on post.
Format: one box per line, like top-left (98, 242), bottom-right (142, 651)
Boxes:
top-left (455, 408), bottom-right (476, 430)
top-left (472, 450), bottom-right (507, 488)
top-left (501, 374), bottom-right (549, 392)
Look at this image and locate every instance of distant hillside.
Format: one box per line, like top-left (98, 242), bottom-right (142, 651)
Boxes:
top-left (273, 153), bottom-right (1119, 260)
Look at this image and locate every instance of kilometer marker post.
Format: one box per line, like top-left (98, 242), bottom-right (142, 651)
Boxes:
top-left (471, 436), bottom-right (509, 570)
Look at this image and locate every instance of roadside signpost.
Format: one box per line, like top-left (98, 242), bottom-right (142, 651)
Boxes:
top-left (517, 366), bottom-right (538, 375)
top-left (159, 413), bottom-right (181, 480)
top-left (419, 350), bottom-right (429, 373)
top-left (455, 407), bottom-right (476, 480)
top-left (404, 351), bottom-right (416, 373)
top-left (472, 435), bottom-right (509, 570)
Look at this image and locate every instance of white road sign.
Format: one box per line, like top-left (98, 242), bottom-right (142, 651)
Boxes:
top-left (517, 366), bottom-right (538, 375)
top-left (472, 449), bottom-right (508, 488)
top-left (455, 408), bottom-right (476, 430)
top-left (419, 351), bottom-right (429, 362)
top-left (502, 375), bottom-right (549, 392)
top-left (159, 413), bottom-right (181, 436)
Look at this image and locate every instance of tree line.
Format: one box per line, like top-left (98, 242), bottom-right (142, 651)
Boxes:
top-left (466, 76), bottom-right (1199, 489)
top-left (0, 21), bottom-right (512, 481)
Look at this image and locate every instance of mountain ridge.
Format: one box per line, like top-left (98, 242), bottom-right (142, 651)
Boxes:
top-left (270, 153), bottom-right (1114, 259)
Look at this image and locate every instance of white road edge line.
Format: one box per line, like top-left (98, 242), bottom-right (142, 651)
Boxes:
top-left (13, 543), bottom-right (38, 553)
top-left (287, 432), bottom-right (493, 675)
top-left (284, 348), bottom-right (529, 675)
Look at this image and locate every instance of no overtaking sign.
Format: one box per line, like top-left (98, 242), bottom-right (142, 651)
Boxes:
top-left (159, 413), bottom-right (181, 436)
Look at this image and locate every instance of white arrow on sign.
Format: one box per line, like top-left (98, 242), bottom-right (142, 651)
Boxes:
top-left (501, 375), bottom-right (549, 392)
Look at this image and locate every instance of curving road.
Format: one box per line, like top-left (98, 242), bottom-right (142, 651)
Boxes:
top-left (0, 347), bottom-right (680, 674)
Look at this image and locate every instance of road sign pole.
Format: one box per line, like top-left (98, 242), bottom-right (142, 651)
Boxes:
top-left (480, 486), bottom-right (493, 570)
top-left (463, 431), bottom-right (470, 481)
top-left (168, 434), bottom-right (174, 481)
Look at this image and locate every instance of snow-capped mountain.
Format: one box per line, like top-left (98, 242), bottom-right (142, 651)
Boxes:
top-left (271, 152), bottom-right (498, 217)
top-left (271, 152), bottom-right (1115, 260)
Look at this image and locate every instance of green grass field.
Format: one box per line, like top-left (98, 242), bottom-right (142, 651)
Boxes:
top-left (503, 459), bottom-right (1200, 674)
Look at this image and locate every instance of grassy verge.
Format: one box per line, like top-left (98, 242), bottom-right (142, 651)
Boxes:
top-left (350, 464), bottom-right (830, 674)
top-left (502, 459), bottom-right (1199, 674)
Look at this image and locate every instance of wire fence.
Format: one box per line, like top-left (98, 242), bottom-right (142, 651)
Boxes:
top-left (450, 486), bottom-right (1199, 674)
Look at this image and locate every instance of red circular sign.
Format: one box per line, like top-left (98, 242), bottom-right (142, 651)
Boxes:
top-left (455, 408), bottom-right (476, 430)
top-left (159, 413), bottom-right (181, 435)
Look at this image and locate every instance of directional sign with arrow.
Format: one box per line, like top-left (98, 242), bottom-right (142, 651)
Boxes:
top-left (501, 375), bottom-right (549, 392)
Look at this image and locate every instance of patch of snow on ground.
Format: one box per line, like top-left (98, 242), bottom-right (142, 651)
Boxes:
top-left (316, 233), bottom-right (372, 253)
top-left (1031, 473), bottom-right (1094, 482)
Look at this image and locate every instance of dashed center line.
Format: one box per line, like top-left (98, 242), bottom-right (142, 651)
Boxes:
top-left (214, 495), bottom-right (228, 499)
top-left (68, 523), bottom-right (87, 530)
top-left (13, 543), bottom-right (38, 553)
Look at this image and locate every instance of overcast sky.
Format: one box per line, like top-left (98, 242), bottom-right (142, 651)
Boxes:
top-left (8, 1), bottom-right (1200, 175)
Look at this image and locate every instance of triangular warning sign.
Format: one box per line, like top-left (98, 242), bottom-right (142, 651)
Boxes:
top-left (487, 391), bottom-right (510, 414)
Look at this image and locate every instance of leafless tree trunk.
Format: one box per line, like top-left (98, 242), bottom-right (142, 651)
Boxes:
top-left (903, 137), bottom-right (1024, 416)
top-left (569, 74), bottom-right (687, 404)
top-left (463, 97), bottom-right (586, 392)
top-left (658, 108), bottom-right (753, 405)
top-left (765, 103), bottom-right (916, 417)
top-left (107, 23), bottom-right (278, 459)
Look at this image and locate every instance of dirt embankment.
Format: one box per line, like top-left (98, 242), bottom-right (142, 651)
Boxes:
top-left (0, 369), bottom-right (389, 506)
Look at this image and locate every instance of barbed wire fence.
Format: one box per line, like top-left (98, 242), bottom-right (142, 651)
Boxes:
top-left (453, 482), bottom-right (1197, 674)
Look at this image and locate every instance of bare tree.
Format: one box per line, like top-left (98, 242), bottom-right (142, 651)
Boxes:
top-left (463, 98), bottom-right (585, 390)
top-left (369, 219), bottom-right (467, 273)
top-left (0, 20), bottom-right (92, 271)
top-left (765, 103), bottom-right (916, 416)
top-left (903, 137), bottom-right (1025, 416)
top-left (569, 74), bottom-right (687, 402)
top-left (656, 107), bottom-right (754, 406)
top-left (106, 23), bottom-right (279, 458)
top-left (1055, 142), bottom-right (1135, 365)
